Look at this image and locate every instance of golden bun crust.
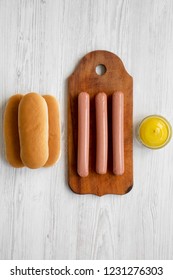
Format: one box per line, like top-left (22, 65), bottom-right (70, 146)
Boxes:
top-left (18, 93), bottom-right (49, 169)
top-left (3, 94), bottom-right (24, 168)
top-left (43, 95), bottom-right (60, 167)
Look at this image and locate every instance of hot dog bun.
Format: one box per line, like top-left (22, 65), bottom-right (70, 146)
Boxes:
top-left (18, 93), bottom-right (49, 169)
top-left (43, 95), bottom-right (60, 167)
top-left (3, 94), bottom-right (24, 168)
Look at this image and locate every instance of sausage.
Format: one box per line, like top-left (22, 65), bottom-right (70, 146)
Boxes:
top-left (43, 95), bottom-right (61, 167)
top-left (95, 92), bottom-right (108, 174)
top-left (3, 94), bottom-right (24, 168)
top-left (77, 92), bottom-right (90, 177)
top-left (18, 93), bottom-right (49, 169)
top-left (112, 91), bottom-right (124, 175)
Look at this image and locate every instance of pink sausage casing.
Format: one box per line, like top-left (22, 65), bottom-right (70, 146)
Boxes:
top-left (95, 92), bottom-right (108, 174)
top-left (112, 91), bottom-right (124, 175)
top-left (77, 92), bottom-right (90, 177)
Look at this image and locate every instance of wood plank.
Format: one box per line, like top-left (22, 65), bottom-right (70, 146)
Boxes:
top-left (68, 50), bottom-right (133, 195)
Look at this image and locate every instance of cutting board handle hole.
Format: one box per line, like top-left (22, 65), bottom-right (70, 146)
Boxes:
top-left (95, 64), bottom-right (107, 76)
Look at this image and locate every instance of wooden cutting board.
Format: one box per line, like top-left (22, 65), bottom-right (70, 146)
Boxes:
top-left (68, 50), bottom-right (133, 196)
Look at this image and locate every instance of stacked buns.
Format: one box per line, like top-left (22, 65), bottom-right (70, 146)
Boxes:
top-left (4, 93), bottom-right (60, 169)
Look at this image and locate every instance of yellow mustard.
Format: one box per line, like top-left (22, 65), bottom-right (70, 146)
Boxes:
top-left (138, 115), bottom-right (172, 149)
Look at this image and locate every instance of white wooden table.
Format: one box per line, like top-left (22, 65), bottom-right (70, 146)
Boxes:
top-left (0, 0), bottom-right (173, 260)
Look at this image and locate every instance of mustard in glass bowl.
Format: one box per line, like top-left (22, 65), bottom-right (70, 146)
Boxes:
top-left (137, 115), bottom-right (172, 149)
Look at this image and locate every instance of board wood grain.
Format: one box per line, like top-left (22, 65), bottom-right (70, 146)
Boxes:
top-left (68, 50), bottom-right (133, 196)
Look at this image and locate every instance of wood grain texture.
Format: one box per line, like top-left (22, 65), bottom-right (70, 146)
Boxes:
top-left (0, 0), bottom-right (173, 260)
top-left (68, 50), bottom-right (133, 196)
